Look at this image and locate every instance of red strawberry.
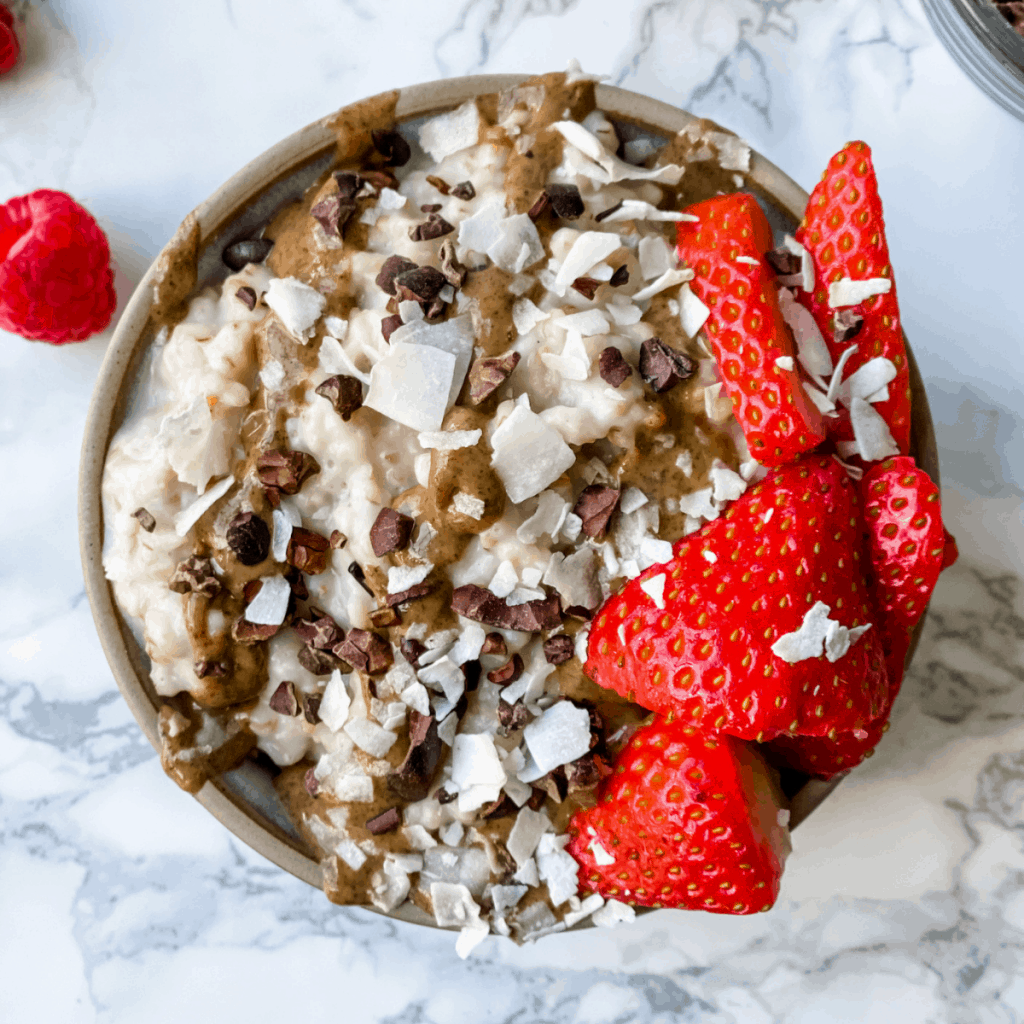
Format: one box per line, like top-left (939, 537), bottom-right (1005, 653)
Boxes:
top-left (677, 194), bottom-right (826, 467)
top-left (794, 142), bottom-right (911, 455)
top-left (586, 455), bottom-right (889, 742)
top-left (860, 456), bottom-right (948, 630)
top-left (765, 622), bottom-right (910, 779)
top-left (567, 716), bottom-right (789, 912)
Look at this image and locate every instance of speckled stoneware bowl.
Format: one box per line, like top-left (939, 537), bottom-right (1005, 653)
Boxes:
top-left (79, 74), bottom-right (939, 930)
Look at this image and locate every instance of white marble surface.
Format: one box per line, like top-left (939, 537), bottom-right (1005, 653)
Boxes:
top-left (3, 0), bottom-right (1024, 1020)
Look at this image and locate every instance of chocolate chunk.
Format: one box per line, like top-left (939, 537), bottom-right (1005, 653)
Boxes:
top-left (347, 561), bottom-right (374, 596)
top-left (194, 659), bottom-right (229, 679)
top-left (269, 681), bottom-right (300, 716)
top-left (410, 213), bottom-right (455, 242)
top-left (329, 530), bottom-right (347, 550)
top-left (370, 507), bottom-right (415, 556)
top-left (232, 617), bottom-right (280, 643)
top-left (226, 512), bottom-right (270, 566)
top-left (333, 171), bottom-right (364, 200)
top-left (386, 582), bottom-right (436, 608)
top-left (547, 183), bottom-right (584, 220)
top-left (467, 352), bottom-right (520, 405)
top-left (450, 180), bottom-right (476, 200)
top-left (371, 128), bottom-right (411, 167)
top-left (833, 309), bottom-right (864, 343)
top-left (256, 449), bottom-right (320, 495)
top-left (543, 635), bottom-right (575, 665)
top-left (573, 485), bottom-right (620, 540)
top-left (297, 645), bottom-right (339, 676)
top-left (310, 193), bottom-right (356, 238)
top-left (369, 607), bottom-right (400, 628)
top-left (336, 628), bottom-right (393, 675)
top-left (481, 632), bottom-right (506, 657)
top-left (497, 699), bottom-right (532, 734)
top-left (132, 507), bottom-right (156, 532)
top-left (571, 276), bottom-right (600, 300)
top-left (565, 752), bottom-right (611, 794)
top-left (609, 264), bottom-right (630, 287)
top-left (304, 768), bottom-right (320, 797)
top-left (222, 238), bottom-right (273, 272)
top-left (366, 806), bottom-right (402, 834)
top-left (314, 374), bottom-right (363, 422)
top-left (302, 693), bottom-right (322, 725)
top-left (169, 556), bottom-right (221, 597)
top-left (526, 192), bottom-right (550, 220)
top-left (488, 653), bottom-right (524, 685)
top-left (287, 528), bottom-right (332, 575)
top-left (599, 346), bottom-right (632, 388)
top-left (235, 286), bottom-right (258, 310)
top-left (438, 239), bottom-right (467, 288)
top-left (639, 337), bottom-right (697, 393)
top-left (401, 637), bottom-right (427, 668)
top-left (375, 255), bottom-right (418, 296)
top-left (595, 200), bottom-right (624, 223)
top-left (394, 265), bottom-right (446, 303)
top-left (765, 247), bottom-right (801, 275)
top-left (425, 174), bottom-right (450, 195)
top-left (381, 313), bottom-right (403, 342)
top-left (387, 711), bottom-right (442, 802)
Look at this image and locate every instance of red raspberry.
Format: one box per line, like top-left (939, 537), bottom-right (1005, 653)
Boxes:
top-left (0, 4), bottom-right (19, 76)
top-left (0, 189), bottom-right (117, 344)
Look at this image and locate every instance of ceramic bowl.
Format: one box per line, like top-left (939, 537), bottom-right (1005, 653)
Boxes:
top-left (79, 74), bottom-right (940, 929)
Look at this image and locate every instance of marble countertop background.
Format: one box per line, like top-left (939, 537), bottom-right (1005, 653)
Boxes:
top-left (3, 0), bottom-right (1024, 1021)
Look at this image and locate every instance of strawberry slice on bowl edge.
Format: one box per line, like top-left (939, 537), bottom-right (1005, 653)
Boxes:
top-left (677, 193), bottom-right (826, 468)
top-left (585, 455), bottom-right (890, 743)
top-left (567, 715), bottom-right (790, 913)
top-left (794, 141), bottom-right (911, 458)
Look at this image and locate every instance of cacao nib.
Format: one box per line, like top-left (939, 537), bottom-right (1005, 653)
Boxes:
top-left (450, 584), bottom-right (561, 632)
top-left (833, 309), bottom-right (864, 343)
top-left (231, 617), bottom-right (280, 644)
top-left (565, 752), bottom-right (612, 793)
top-left (598, 346), bottom-right (632, 388)
top-left (765, 247), bottom-right (801, 275)
top-left (410, 213), bottom-right (455, 242)
top-left (381, 313), bottom-right (403, 342)
top-left (365, 806), bottom-right (402, 834)
top-left (595, 200), bottom-right (624, 223)
top-left (194, 659), bottom-right (229, 678)
top-left (169, 556), bottom-right (221, 598)
top-left (304, 768), bottom-right (320, 797)
top-left (235, 285), bottom-right (258, 310)
top-left (572, 485), bottom-right (621, 539)
top-left (268, 681), bottom-right (300, 716)
top-left (425, 174), bottom-right (450, 195)
top-left (401, 637), bottom-right (428, 668)
top-left (375, 255), bottom-right (418, 296)
top-left (449, 180), bottom-right (476, 200)
top-left (547, 183), bottom-right (584, 220)
top-left (639, 337), bottom-right (696, 393)
top-left (394, 265), bottom-right (446, 303)
top-left (333, 171), bottom-right (364, 200)
top-left (543, 634), bottom-right (575, 665)
top-left (222, 238), bottom-right (273, 272)
top-left (386, 582), bottom-right (436, 608)
top-left (297, 645), bottom-right (339, 676)
top-left (571, 276), bottom-right (600, 300)
top-left (487, 653), bottom-right (524, 686)
top-left (310, 193), bottom-right (356, 238)
top-left (497, 699), bottom-right (532, 734)
top-left (302, 693), bottom-right (322, 725)
top-left (315, 375), bottom-right (363, 421)
top-left (480, 632), bottom-right (506, 657)
top-left (336, 628), bottom-right (393, 675)
top-left (347, 561), bottom-right (374, 596)
top-left (226, 512), bottom-right (270, 566)
top-left (438, 239), bottom-right (467, 288)
top-left (256, 449), bottom-right (320, 495)
top-left (369, 507), bottom-right (415, 556)
top-left (369, 607), bottom-right (400, 628)
top-left (467, 352), bottom-right (520, 405)
top-left (286, 527), bottom-right (332, 575)
top-left (609, 264), bottom-right (629, 287)
top-left (132, 507), bottom-right (156, 532)
top-left (526, 192), bottom-right (550, 220)
top-left (329, 530), bottom-right (347, 549)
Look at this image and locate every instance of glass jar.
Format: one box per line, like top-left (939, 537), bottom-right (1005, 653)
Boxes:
top-left (922, 0), bottom-right (1024, 121)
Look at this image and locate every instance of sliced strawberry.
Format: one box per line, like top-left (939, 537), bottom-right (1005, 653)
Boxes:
top-left (860, 456), bottom-right (948, 630)
top-left (795, 142), bottom-right (911, 455)
top-left (677, 194), bottom-right (826, 467)
top-left (586, 455), bottom-right (889, 742)
top-left (567, 716), bottom-right (789, 913)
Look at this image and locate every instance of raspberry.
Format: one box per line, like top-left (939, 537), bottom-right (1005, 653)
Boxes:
top-left (0, 189), bottom-right (117, 344)
top-left (0, 4), bottom-right (19, 76)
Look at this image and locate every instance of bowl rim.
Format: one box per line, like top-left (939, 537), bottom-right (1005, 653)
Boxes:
top-left (78, 72), bottom-right (940, 928)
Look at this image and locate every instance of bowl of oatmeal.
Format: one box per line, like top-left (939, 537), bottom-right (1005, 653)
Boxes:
top-left (79, 70), bottom-right (939, 943)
